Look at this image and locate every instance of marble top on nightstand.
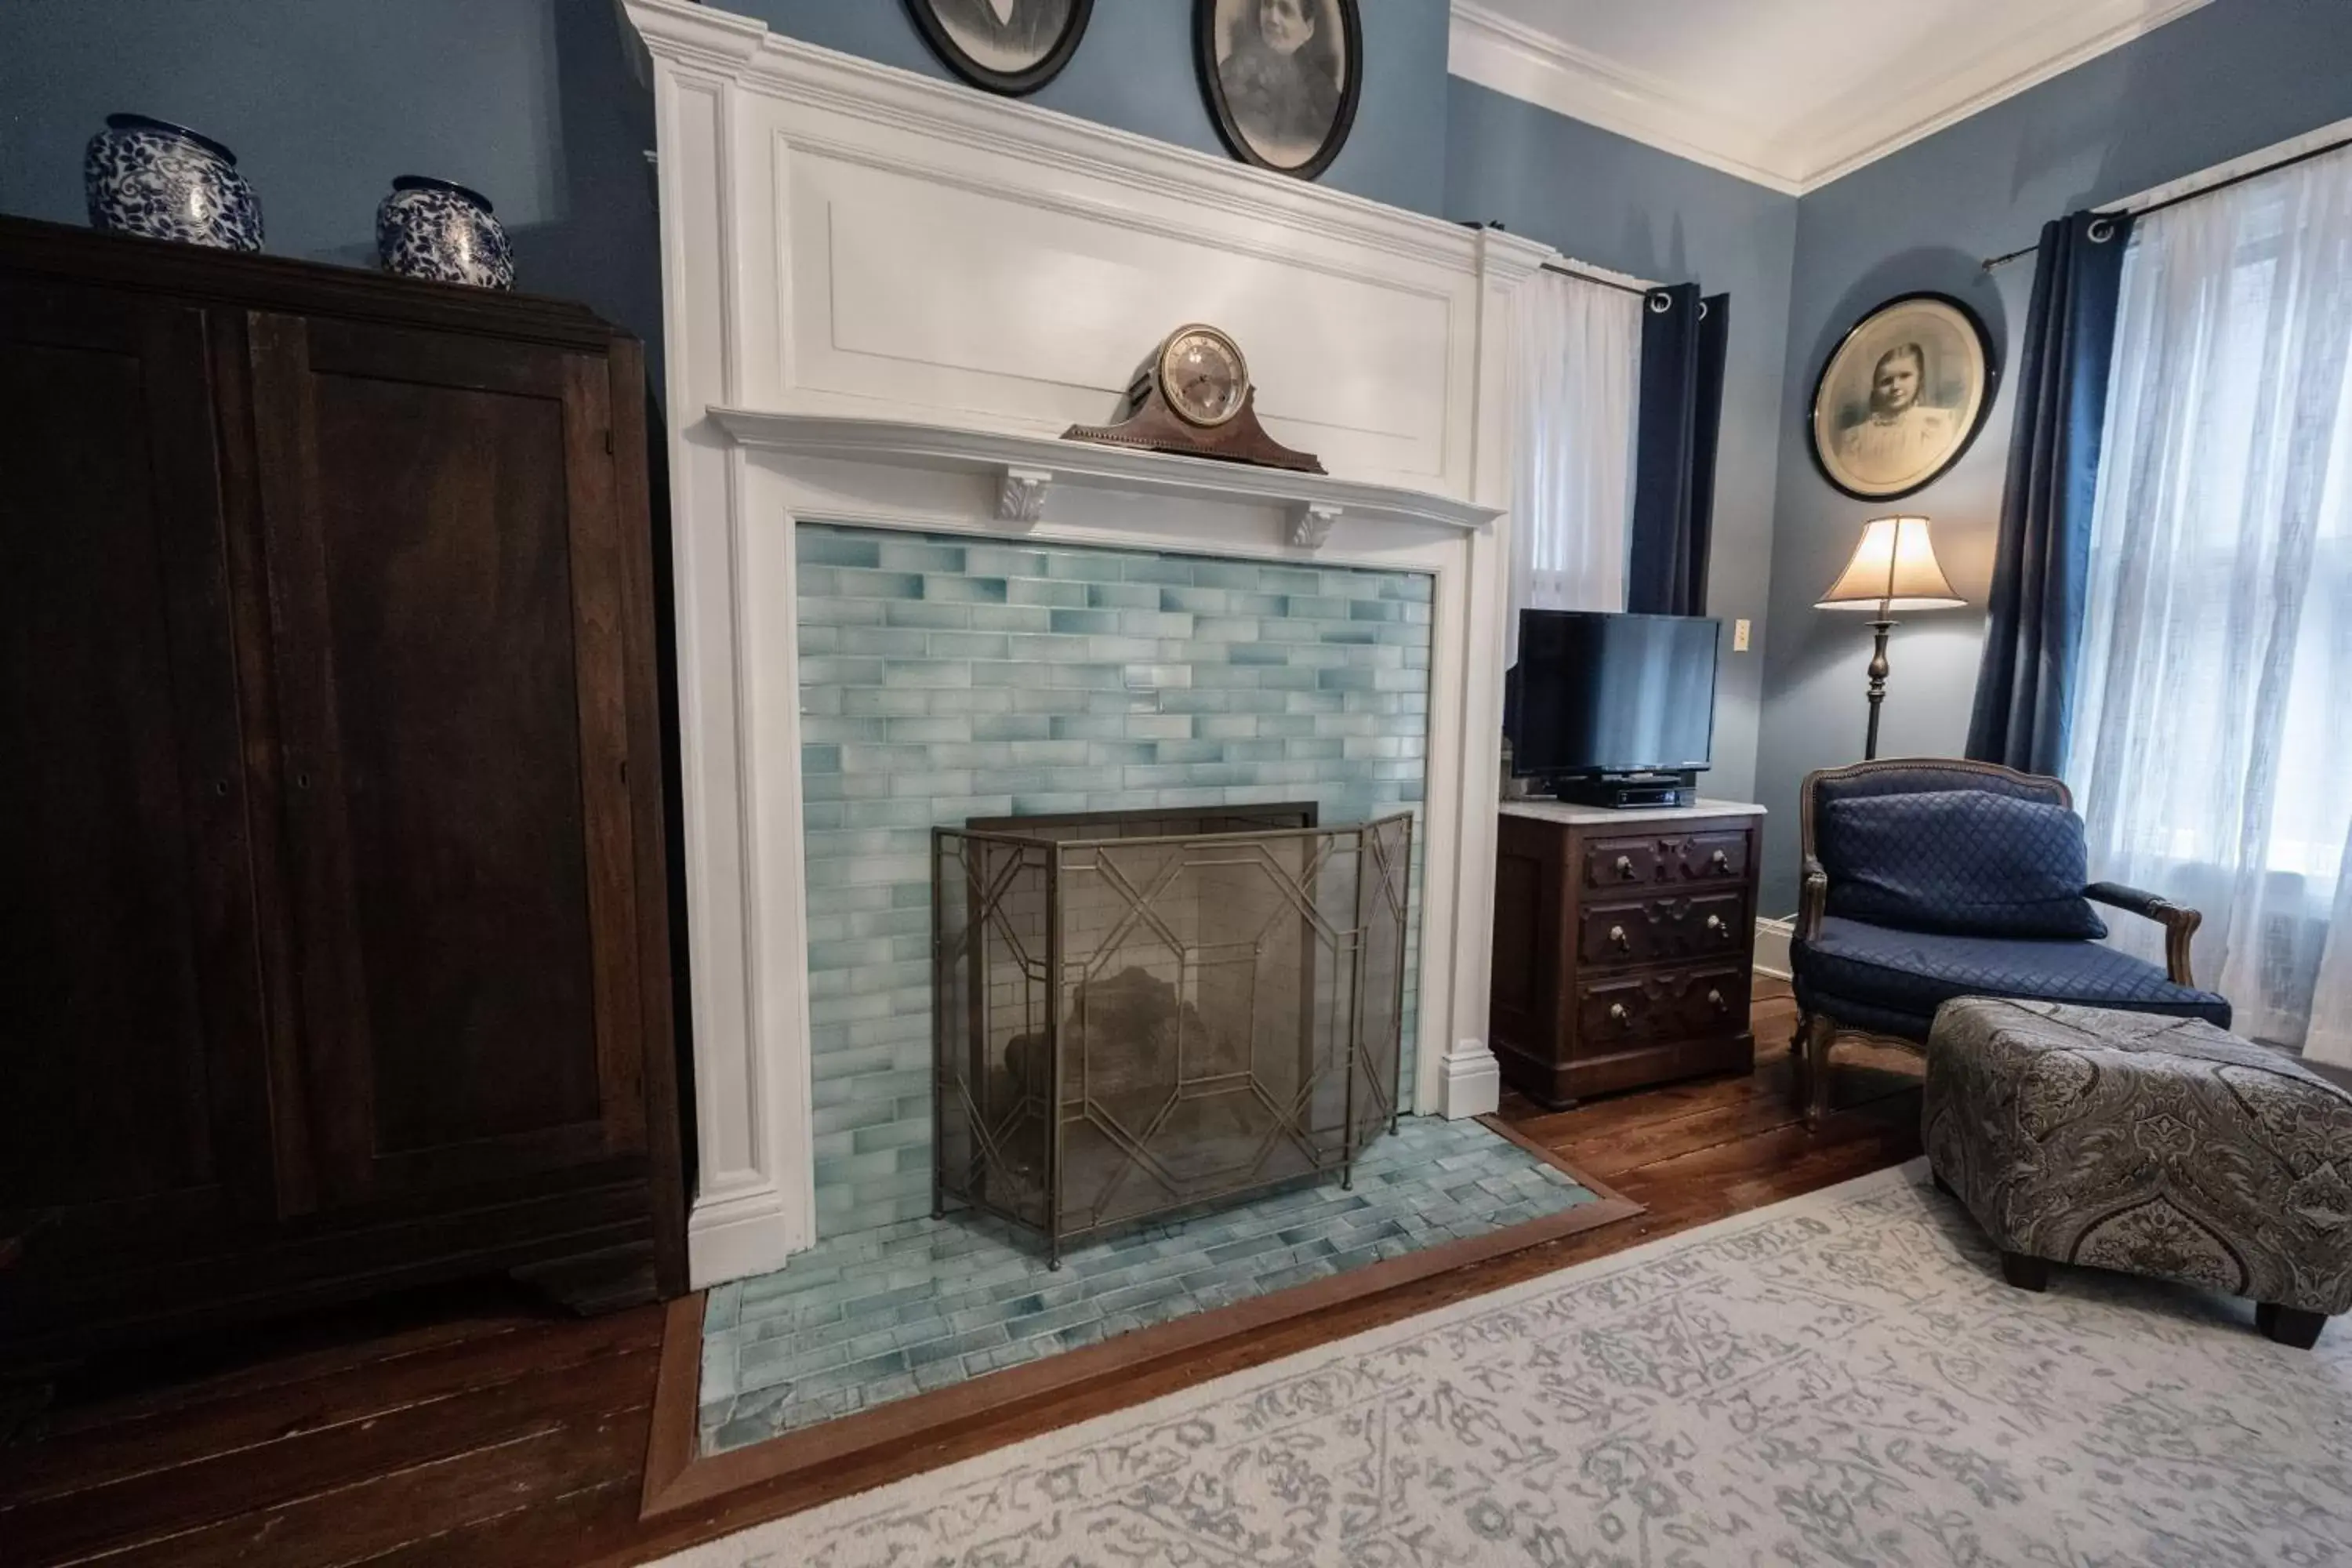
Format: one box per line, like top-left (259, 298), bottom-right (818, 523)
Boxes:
top-left (1497, 797), bottom-right (1767, 828)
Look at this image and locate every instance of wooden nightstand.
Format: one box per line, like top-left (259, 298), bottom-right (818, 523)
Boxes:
top-left (1490, 800), bottom-right (1767, 1109)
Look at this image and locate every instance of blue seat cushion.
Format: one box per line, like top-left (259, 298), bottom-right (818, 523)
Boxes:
top-left (1792, 916), bottom-right (2233, 1036)
top-left (1819, 789), bottom-right (2108, 940)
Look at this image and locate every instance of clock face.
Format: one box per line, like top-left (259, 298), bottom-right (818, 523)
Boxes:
top-left (1157, 327), bottom-right (1248, 427)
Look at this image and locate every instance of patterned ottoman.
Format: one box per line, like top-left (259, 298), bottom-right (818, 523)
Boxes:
top-left (1924, 996), bottom-right (2352, 1348)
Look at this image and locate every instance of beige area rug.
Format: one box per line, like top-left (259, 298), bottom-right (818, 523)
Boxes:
top-left (653, 1159), bottom-right (2352, 1566)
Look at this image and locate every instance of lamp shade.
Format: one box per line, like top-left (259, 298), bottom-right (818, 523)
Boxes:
top-left (1816, 514), bottom-right (1963, 612)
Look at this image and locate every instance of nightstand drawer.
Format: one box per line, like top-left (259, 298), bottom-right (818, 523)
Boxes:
top-left (1670, 830), bottom-right (1751, 884)
top-left (1578, 891), bottom-right (1749, 967)
top-left (1575, 963), bottom-right (1749, 1050)
top-left (1582, 835), bottom-right (1666, 889)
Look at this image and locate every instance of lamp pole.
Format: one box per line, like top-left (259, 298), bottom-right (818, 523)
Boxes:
top-left (1864, 602), bottom-right (1894, 760)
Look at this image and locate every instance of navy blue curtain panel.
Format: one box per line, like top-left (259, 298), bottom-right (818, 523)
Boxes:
top-left (1628, 283), bottom-right (1727, 617)
top-left (1965, 208), bottom-right (2133, 774)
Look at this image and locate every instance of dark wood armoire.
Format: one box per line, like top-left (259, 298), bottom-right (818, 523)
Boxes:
top-left (0, 216), bottom-right (685, 1367)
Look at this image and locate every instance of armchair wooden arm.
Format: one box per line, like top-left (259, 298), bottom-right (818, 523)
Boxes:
top-left (1798, 855), bottom-right (1828, 943)
top-left (2085, 881), bottom-right (2204, 987)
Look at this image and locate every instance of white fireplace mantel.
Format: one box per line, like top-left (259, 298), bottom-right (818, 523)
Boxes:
top-left (622, 0), bottom-right (1552, 1286)
top-left (707, 409), bottom-right (1504, 544)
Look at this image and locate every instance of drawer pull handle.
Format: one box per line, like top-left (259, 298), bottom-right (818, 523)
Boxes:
top-left (1615, 855), bottom-right (1636, 880)
top-left (1706, 914), bottom-right (1726, 936)
top-left (1608, 1002), bottom-right (1631, 1027)
top-left (1710, 849), bottom-right (1730, 873)
top-left (1708, 988), bottom-right (1726, 1011)
top-left (1608, 924), bottom-right (1628, 949)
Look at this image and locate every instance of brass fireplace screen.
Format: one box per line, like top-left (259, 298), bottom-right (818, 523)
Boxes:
top-left (932, 805), bottom-right (1412, 1265)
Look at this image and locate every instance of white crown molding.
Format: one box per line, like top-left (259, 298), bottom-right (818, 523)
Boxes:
top-left (1448, 2), bottom-right (1805, 194)
top-left (1448, 0), bottom-right (2212, 197)
top-left (1791, 0), bottom-right (2216, 192)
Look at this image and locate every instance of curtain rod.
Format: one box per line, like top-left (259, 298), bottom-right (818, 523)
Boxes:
top-left (1539, 258), bottom-right (1655, 297)
top-left (1456, 220), bottom-right (1663, 296)
top-left (1982, 132), bottom-right (2352, 271)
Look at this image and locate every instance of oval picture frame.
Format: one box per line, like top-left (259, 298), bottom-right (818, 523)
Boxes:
top-left (1809, 292), bottom-right (1999, 502)
top-left (904, 0), bottom-right (1093, 97)
top-left (1195, 0), bottom-right (1363, 182)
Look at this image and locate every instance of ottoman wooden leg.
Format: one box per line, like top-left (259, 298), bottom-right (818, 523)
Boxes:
top-left (1999, 1251), bottom-right (2049, 1292)
top-left (2256, 1302), bottom-right (2326, 1349)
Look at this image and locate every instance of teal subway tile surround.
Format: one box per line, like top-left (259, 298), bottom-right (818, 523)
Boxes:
top-left (797, 525), bottom-right (1433, 1239)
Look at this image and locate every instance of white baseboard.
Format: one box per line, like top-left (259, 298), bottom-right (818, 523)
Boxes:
top-left (1754, 916), bottom-right (1794, 982)
top-left (1437, 1037), bottom-right (1502, 1120)
top-left (687, 1187), bottom-right (804, 1288)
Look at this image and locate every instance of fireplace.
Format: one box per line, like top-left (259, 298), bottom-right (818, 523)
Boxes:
top-left (623, 0), bottom-right (1552, 1285)
top-left (935, 807), bottom-right (1411, 1263)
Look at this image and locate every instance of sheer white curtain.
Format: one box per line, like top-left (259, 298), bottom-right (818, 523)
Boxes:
top-left (1506, 267), bottom-right (1642, 664)
top-left (2064, 147), bottom-right (2352, 1054)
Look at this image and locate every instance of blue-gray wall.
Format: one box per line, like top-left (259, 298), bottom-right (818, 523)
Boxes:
top-left (1444, 81), bottom-right (1798, 804)
top-left (0, 0), bottom-right (664, 368)
top-left (1753, 0), bottom-right (2352, 913)
top-left (0, 0), bottom-right (1451, 371)
top-left (737, 0), bottom-right (1451, 217)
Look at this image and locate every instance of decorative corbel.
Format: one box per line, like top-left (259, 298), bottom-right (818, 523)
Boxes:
top-left (1288, 502), bottom-right (1342, 550)
top-left (995, 466), bottom-right (1052, 524)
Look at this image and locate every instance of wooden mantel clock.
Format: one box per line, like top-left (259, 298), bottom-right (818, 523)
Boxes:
top-left (1064, 324), bottom-right (1324, 474)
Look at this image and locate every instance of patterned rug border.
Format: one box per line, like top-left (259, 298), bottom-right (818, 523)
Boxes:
top-left (645, 1157), bottom-right (1935, 1566)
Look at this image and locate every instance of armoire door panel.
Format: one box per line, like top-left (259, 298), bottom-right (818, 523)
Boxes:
top-left (0, 285), bottom-right (270, 1234)
top-left (245, 311), bottom-right (645, 1204)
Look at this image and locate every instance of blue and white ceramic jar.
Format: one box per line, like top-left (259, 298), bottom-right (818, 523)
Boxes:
top-left (375, 176), bottom-right (514, 290)
top-left (84, 114), bottom-right (263, 252)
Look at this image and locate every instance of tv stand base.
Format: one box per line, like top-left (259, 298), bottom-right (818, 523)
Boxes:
top-left (1544, 772), bottom-right (1699, 810)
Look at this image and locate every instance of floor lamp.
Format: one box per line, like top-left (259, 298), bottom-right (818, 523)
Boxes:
top-left (1816, 515), bottom-right (1964, 760)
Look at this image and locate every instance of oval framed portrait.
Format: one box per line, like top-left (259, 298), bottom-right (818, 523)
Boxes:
top-left (1196, 0), bottom-right (1362, 181)
top-left (1809, 292), bottom-right (1998, 501)
top-left (905, 0), bottom-right (1092, 96)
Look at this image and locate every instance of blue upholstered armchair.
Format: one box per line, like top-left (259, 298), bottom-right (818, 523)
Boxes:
top-left (1789, 758), bottom-right (2230, 1127)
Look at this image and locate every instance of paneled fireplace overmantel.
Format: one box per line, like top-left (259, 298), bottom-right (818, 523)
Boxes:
top-left (622, 0), bottom-right (1554, 1286)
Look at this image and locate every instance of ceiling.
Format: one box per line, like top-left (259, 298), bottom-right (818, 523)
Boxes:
top-left (1449, 0), bottom-right (2212, 194)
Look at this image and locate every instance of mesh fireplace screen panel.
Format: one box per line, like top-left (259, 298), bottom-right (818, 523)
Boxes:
top-left (934, 806), bottom-right (1411, 1258)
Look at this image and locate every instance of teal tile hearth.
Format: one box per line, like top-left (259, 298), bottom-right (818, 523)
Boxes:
top-left (795, 524), bottom-right (1434, 1239)
top-left (698, 1116), bottom-right (1596, 1455)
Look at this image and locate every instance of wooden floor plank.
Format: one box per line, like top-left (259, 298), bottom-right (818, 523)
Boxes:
top-left (2, 982), bottom-right (1924, 1568)
top-left (85, 1392), bottom-right (652, 1568)
top-left (5, 1340), bottom-right (660, 1563)
top-left (30, 1286), bottom-right (539, 1440)
top-left (347, 1476), bottom-right (647, 1568)
top-left (2, 1309), bottom-right (662, 1508)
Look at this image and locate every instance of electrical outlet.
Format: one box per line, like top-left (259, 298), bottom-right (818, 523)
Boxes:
top-left (1733, 619), bottom-right (1751, 652)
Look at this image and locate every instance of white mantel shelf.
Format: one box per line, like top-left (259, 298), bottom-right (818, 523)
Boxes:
top-left (708, 408), bottom-right (1502, 549)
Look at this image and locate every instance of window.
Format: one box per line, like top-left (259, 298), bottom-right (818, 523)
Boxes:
top-left (2065, 146), bottom-right (2352, 1051)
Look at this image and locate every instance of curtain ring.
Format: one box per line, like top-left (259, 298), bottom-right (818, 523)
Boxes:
top-left (1648, 291), bottom-right (1672, 314)
top-left (2087, 217), bottom-right (2118, 243)
top-left (1697, 299), bottom-right (1710, 321)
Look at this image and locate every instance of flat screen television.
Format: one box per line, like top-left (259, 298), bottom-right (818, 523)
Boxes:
top-left (1507, 611), bottom-right (1721, 786)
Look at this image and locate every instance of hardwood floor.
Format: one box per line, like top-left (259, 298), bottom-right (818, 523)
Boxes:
top-left (0, 979), bottom-right (1925, 1566)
